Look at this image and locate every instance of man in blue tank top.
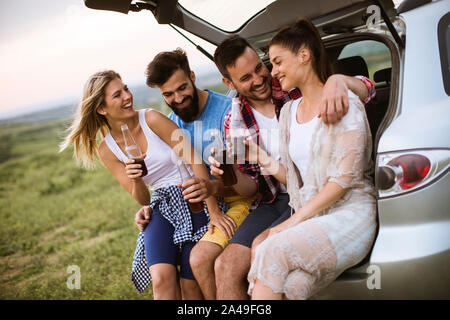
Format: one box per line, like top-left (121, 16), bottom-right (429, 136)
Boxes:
top-left (168, 90), bottom-right (230, 167)
top-left (137, 48), bottom-right (258, 300)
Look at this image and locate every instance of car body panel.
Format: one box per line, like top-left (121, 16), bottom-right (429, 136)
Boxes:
top-left (378, 99), bottom-right (450, 152)
top-left (378, 0), bottom-right (450, 153)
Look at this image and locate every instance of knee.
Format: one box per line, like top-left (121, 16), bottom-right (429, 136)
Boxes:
top-left (214, 251), bottom-right (235, 278)
top-left (284, 269), bottom-right (313, 300)
top-left (189, 243), bottom-right (212, 272)
top-left (151, 268), bottom-right (177, 291)
top-left (252, 229), bottom-right (270, 249)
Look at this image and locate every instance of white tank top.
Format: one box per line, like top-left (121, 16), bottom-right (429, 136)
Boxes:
top-left (104, 109), bottom-right (188, 191)
top-left (288, 98), bottom-right (319, 176)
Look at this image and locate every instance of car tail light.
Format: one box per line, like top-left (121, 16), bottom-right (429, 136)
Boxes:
top-left (376, 149), bottom-right (450, 198)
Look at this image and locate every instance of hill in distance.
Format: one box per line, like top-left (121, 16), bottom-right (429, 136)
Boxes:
top-left (0, 68), bottom-right (228, 126)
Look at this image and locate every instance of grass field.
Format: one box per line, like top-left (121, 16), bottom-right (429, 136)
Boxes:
top-left (0, 119), bottom-right (153, 299)
top-left (0, 82), bottom-right (229, 300)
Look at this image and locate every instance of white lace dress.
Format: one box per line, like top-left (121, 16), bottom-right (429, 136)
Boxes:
top-left (247, 90), bottom-right (377, 299)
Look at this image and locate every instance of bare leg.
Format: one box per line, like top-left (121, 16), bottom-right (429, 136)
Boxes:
top-left (215, 244), bottom-right (251, 300)
top-left (180, 278), bottom-right (204, 300)
top-left (149, 263), bottom-right (181, 300)
top-left (189, 241), bottom-right (223, 300)
top-left (251, 278), bottom-right (283, 300)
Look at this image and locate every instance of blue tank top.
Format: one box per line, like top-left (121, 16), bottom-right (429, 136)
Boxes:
top-left (169, 90), bottom-right (231, 168)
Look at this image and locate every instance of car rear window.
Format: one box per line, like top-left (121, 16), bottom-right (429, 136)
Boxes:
top-left (438, 12), bottom-right (450, 96)
top-left (178, 0), bottom-right (275, 32)
top-left (338, 40), bottom-right (392, 86)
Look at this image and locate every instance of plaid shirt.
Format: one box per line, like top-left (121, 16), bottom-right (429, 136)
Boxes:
top-left (131, 185), bottom-right (229, 293)
top-left (223, 76), bottom-right (375, 210)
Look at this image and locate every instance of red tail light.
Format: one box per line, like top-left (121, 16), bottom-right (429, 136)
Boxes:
top-left (388, 154), bottom-right (430, 189)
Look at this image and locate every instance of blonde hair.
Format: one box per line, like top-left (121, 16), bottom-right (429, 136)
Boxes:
top-left (60, 70), bottom-right (121, 168)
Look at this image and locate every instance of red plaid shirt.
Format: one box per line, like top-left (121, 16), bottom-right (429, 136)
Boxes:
top-left (224, 76), bottom-right (375, 209)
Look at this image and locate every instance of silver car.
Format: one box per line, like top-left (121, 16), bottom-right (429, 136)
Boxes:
top-left (85, 0), bottom-right (450, 299)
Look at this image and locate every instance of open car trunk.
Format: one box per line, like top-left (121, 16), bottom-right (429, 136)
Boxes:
top-left (85, 0), bottom-right (398, 48)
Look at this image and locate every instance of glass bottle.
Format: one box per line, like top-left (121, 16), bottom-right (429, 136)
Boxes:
top-left (121, 124), bottom-right (148, 177)
top-left (177, 159), bottom-right (204, 213)
top-left (210, 129), bottom-right (237, 186)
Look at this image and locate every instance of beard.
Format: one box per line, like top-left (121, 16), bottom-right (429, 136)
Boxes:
top-left (166, 84), bottom-right (200, 123)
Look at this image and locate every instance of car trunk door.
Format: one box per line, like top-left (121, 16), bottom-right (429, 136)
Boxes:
top-left (84, 0), bottom-right (399, 49)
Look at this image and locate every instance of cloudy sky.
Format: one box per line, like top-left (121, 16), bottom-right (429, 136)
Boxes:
top-left (0, 0), bottom-right (405, 117)
top-left (0, 0), bottom-right (217, 117)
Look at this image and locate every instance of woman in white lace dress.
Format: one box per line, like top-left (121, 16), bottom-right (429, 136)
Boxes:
top-left (246, 18), bottom-right (377, 299)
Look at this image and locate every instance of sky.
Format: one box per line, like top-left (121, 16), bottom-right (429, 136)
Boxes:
top-left (0, 0), bottom-right (218, 117)
top-left (0, 0), bottom-right (405, 118)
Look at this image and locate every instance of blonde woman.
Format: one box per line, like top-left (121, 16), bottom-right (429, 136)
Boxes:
top-left (246, 19), bottom-right (377, 299)
top-left (60, 70), bottom-right (227, 300)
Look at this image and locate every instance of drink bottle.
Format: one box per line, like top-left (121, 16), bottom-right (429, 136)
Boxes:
top-left (177, 160), bottom-right (204, 213)
top-left (121, 124), bottom-right (148, 177)
top-left (210, 129), bottom-right (237, 186)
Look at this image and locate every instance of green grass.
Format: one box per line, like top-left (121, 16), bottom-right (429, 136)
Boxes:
top-left (0, 120), bottom-right (153, 299)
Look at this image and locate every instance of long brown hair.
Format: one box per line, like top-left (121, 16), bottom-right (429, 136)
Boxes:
top-left (60, 70), bottom-right (120, 168)
top-left (269, 18), bottom-right (332, 83)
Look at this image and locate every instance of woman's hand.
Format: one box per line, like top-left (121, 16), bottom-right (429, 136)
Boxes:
top-left (208, 209), bottom-right (237, 240)
top-left (267, 222), bottom-right (288, 238)
top-left (180, 177), bottom-right (213, 202)
top-left (125, 154), bottom-right (146, 180)
top-left (267, 211), bottom-right (304, 238)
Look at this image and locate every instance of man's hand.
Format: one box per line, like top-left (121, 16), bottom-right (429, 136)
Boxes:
top-left (134, 206), bottom-right (151, 232)
top-left (319, 74), bottom-right (350, 124)
top-left (208, 210), bottom-right (237, 240)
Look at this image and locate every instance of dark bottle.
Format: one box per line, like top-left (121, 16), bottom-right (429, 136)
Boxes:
top-left (219, 149), bottom-right (238, 186)
top-left (121, 124), bottom-right (148, 177)
top-left (211, 129), bottom-right (237, 187)
top-left (177, 160), bottom-right (204, 213)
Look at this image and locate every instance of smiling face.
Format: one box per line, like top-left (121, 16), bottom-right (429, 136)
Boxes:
top-left (223, 46), bottom-right (272, 104)
top-left (158, 68), bottom-right (199, 122)
top-left (97, 77), bottom-right (134, 119)
top-left (269, 44), bottom-right (312, 92)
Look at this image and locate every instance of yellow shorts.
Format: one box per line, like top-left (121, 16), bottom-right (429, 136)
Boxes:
top-left (199, 194), bottom-right (258, 249)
